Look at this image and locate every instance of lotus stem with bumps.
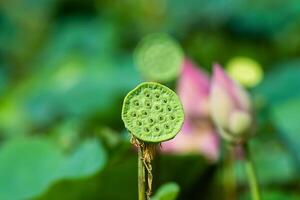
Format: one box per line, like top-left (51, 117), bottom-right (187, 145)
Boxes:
top-left (122, 82), bottom-right (184, 200)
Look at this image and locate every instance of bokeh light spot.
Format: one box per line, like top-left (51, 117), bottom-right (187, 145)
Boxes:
top-left (226, 56), bottom-right (263, 87)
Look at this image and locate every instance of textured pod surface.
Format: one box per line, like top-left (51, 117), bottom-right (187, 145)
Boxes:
top-left (122, 82), bottom-right (184, 142)
top-left (134, 33), bottom-right (184, 82)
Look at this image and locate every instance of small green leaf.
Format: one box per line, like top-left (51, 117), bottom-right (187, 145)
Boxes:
top-left (152, 182), bottom-right (180, 200)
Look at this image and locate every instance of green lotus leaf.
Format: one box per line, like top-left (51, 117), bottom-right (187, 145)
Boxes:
top-left (152, 182), bottom-right (180, 200)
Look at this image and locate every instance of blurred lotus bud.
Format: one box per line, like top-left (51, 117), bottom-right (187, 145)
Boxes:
top-left (209, 64), bottom-right (253, 144)
top-left (162, 59), bottom-right (219, 161)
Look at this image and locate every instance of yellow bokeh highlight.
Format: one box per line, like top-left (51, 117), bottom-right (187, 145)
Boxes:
top-left (226, 56), bottom-right (263, 87)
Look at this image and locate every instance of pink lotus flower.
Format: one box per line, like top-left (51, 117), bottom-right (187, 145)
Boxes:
top-left (162, 59), bottom-right (219, 162)
top-left (209, 64), bottom-right (253, 144)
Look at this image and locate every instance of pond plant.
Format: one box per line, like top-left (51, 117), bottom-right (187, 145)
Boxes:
top-left (122, 82), bottom-right (184, 200)
top-left (162, 58), bottom-right (219, 162)
top-left (132, 33), bottom-right (261, 200)
top-left (210, 64), bottom-right (261, 200)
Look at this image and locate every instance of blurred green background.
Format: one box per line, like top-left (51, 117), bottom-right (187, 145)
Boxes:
top-left (1, 0), bottom-right (300, 199)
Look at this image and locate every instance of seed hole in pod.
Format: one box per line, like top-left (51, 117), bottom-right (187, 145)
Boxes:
top-left (143, 89), bottom-right (151, 98)
top-left (136, 121), bottom-right (142, 126)
top-left (154, 105), bottom-right (160, 110)
top-left (145, 93), bottom-right (150, 98)
top-left (130, 111), bottom-right (137, 117)
top-left (158, 115), bottom-right (164, 121)
top-left (145, 100), bottom-right (152, 108)
top-left (164, 124), bottom-right (170, 129)
top-left (148, 118), bottom-right (154, 123)
top-left (142, 110), bottom-right (148, 116)
top-left (163, 99), bottom-right (168, 104)
top-left (170, 115), bottom-right (175, 120)
top-left (133, 100), bottom-right (140, 106)
top-left (154, 127), bottom-right (160, 132)
top-left (155, 94), bottom-right (160, 98)
top-left (144, 127), bottom-right (150, 132)
top-left (167, 105), bottom-right (172, 112)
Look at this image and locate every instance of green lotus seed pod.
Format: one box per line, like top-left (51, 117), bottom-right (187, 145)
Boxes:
top-left (134, 33), bottom-right (184, 82)
top-left (122, 82), bottom-right (184, 142)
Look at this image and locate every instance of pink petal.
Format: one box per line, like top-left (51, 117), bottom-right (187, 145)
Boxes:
top-left (162, 58), bottom-right (220, 162)
top-left (212, 64), bottom-right (251, 112)
top-left (209, 83), bottom-right (234, 129)
top-left (177, 59), bottom-right (210, 118)
top-left (162, 126), bottom-right (219, 162)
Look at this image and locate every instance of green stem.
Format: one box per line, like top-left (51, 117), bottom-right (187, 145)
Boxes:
top-left (224, 145), bottom-right (236, 200)
top-left (138, 147), bottom-right (146, 200)
top-left (244, 143), bottom-right (261, 200)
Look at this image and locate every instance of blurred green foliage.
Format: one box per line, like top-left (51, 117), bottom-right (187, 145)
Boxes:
top-left (152, 182), bottom-right (180, 200)
top-left (0, 138), bottom-right (106, 199)
top-left (1, 0), bottom-right (300, 199)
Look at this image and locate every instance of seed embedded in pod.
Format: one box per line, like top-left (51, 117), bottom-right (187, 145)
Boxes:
top-left (130, 111), bottom-right (137, 117)
top-left (144, 100), bottom-right (152, 108)
top-left (132, 99), bottom-right (140, 107)
top-left (167, 105), bottom-right (172, 112)
top-left (153, 126), bottom-right (161, 134)
top-left (121, 82), bottom-right (184, 142)
top-left (169, 115), bottom-right (176, 120)
top-left (164, 124), bottom-right (170, 129)
top-left (142, 110), bottom-right (148, 116)
top-left (148, 117), bottom-right (155, 124)
top-left (143, 89), bottom-right (151, 98)
top-left (154, 105), bottom-right (161, 111)
top-left (144, 127), bottom-right (150, 133)
top-left (136, 120), bottom-right (142, 126)
top-left (157, 115), bottom-right (165, 121)
top-left (154, 93), bottom-right (160, 99)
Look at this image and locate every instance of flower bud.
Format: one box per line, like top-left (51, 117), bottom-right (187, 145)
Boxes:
top-left (162, 59), bottom-right (219, 161)
top-left (209, 64), bottom-right (253, 144)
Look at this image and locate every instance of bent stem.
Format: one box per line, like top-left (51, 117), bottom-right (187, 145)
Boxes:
top-left (138, 147), bottom-right (146, 200)
top-left (224, 144), bottom-right (236, 200)
top-left (243, 142), bottom-right (261, 200)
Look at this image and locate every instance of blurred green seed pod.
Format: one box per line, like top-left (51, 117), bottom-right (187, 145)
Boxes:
top-left (134, 33), bottom-right (184, 82)
top-left (122, 82), bottom-right (184, 142)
